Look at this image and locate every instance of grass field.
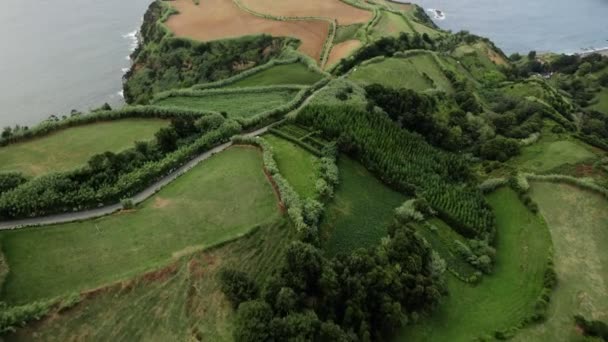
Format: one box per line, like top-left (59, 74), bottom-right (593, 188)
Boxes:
top-left (0, 119), bottom-right (167, 177)
top-left (370, 11), bottom-right (414, 39)
top-left (6, 218), bottom-right (295, 342)
top-left (166, 0), bottom-right (330, 61)
top-left (321, 157), bottom-right (407, 256)
top-left (514, 182), bottom-right (608, 341)
top-left (239, 0), bottom-right (372, 26)
top-left (264, 134), bottom-right (319, 199)
top-left (512, 133), bottom-right (598, 172)
top-left (349, 53), bottom-right (453, 92)
top-left (401, 187), bottom-right (552, 341)
top-left (154, 89), bottom-right (297, 118)
top-left (226, 63), bottom-right (322, 88)
top-left (589, 87), bottom-right (608, 113)
top-left (0, 147), bottom-right (280, 304)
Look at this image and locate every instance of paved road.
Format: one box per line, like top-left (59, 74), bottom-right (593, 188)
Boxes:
top-left (0, 125), bottom-right (273, 230)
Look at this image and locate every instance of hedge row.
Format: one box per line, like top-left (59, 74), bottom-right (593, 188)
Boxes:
top-left (0, 299), bottom-right (55, 334)
top-left (268, 128), bottom-right (323, 156)
top-left (0, 105), bottom-right (211, 147)
top-left (152, 85), bottom-right (308, 103)
top-left (320, 20), bottom-right (337, 69)
top-left (523, 173), bottom-right (608, 199)
top-left (0, 119), bottom-right (242, 219)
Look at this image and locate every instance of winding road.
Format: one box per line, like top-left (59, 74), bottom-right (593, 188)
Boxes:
top-left (0, 125), bottom-right (274, 230)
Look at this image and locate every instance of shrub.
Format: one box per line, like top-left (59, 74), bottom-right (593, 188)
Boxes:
top-left (218, 269), bottom-right (259, 308)
top-left (120, 199), bottom-right (135, 210)
top-left (0, 173), bottom-right (27, 195)
top-left (0, 300), bottom-right (55, 333)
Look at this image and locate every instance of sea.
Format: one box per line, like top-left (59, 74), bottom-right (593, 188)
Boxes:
top-left (1, 0), bottom-right (607, 128)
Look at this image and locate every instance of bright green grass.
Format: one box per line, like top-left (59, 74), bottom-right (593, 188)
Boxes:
top-left (322, 157), bottom-right (407, 256)
top-left (400, 187), bottom-right (552, 341)
top-left (264, 134), bottom-right (318, 199)
top-left (589, 88), bottom-right (608, 114)
top-left (0, 119), bottom-right (167, 177)
top-left (371, 11), bottom-right (414, 39)
top-left (0, 147), bottom-right (280, 304)
top-left (512, 134), bottom-right (597, 172)
top-left (350, 54), bottom-right (453, 92)
top-left (155, 89), bottom-right (297, 118)
top-left (226, 63), bottom-right (322, 88)
top-left (334, 24), bottom-right (363, 44)
top-left (514, 182), bottom-right (608, 342)
top-left (6, 219), bottom-right (295, 342)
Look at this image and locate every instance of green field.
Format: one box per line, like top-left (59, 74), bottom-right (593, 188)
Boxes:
top-left (401, 187), bottom-right (552, 341)
top-left (370, 11), bottom-right (414, 39)
top-left (512, 134), bottom-right (597, 172)
top-left (264, 134), bottom-right (318, 199)
top-left (334, 24), bottom-right (362, 44)
top-left (514, 182), bottom-right (608, 341)
top-left (321, 157), bottom-right (407, 256)
top-left (155, 89), bottom-right (297, 118)
top-left (589, 87), bottom-right (608, 113)
top-left (0, 119), bottom-right (167, 177)
top-left (0, 147), bottom-right (280, 304)
top-left (226, 63), bottom-right (322, 88)
top-left (350, 54), bottom-right (453, 92)
top-left (6, 218), bottom-right (294, 342)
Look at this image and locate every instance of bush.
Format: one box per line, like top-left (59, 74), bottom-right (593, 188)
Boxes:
top-left (0, 173), bottom-right (27, 195)
top-left (120, 198), bottom-right (135, 210)
top-left (218, 269), bottom-right (259, 308)
top-left (0, 300), bottom-right (55, 333)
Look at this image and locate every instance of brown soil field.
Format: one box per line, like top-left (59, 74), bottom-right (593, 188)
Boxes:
top-left (165, 0), bottom-right (330, 61)
top-left (326, 40), bottom-right (362, 68)
top-left (240, 0), bottom-right (373, 25)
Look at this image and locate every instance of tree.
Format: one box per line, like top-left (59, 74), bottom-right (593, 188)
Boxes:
top-left (155, 127), bottom-right (178, 152)
top-left (234, 300), bottom-right (273, 342)
top-left (599, 73), bottom-right (608, 87)
top-left (1, 126), bottom-right (12, 139)
top-left (218, 269), bottom-right (259, 308)
top-left (528, 50), bottom-right (537, 60)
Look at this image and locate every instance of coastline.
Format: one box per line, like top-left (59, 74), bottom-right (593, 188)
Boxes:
top-left (580, 48), bottom-right (608, 57)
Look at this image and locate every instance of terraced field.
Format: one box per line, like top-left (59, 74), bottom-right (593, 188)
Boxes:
top-left (154, 89), bottom-right (298, 118)
top-left (0, 119), bottom-right (167, 177)
top-left (350, 53), bottom-right (453, 92)
top-left (226, 63), bottom-right (323, 88)
top-left (165, 0), bottom-right (330, 61)
top-left (239, 0), bottom-right (372, 25)
top-left (0, 147), bottom-right (280, 304)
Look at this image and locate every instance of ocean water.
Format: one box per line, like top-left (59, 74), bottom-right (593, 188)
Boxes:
top-left (1, 0), bottom-right (607, 128)
top-left (407, 0), bottom-right (608, 54)
top-left (0, 0), bottom-right (152, 128)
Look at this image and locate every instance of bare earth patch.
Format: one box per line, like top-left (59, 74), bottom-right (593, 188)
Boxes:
top-left (152, 197), bottom-right (172, 209)
top-left (240, 0), bottom-right (372, 25)
top-left (165, 0), bottom-right (330, 61)
top-left (326, 40), bottom-right (362, 68)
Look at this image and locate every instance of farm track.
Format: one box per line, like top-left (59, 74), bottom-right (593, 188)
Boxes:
top-left (0, 82), bottom-right (332, 230)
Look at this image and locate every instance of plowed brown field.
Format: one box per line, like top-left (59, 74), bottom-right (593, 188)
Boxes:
top-left (326, 40), bottom-right (362, 68)
top-left (240, 0), bottom-right (373, 25)
top-left (165, 0), bottom-right (330, 61)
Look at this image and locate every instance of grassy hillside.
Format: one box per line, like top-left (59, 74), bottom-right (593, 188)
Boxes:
top-left (6, 218), bottom-right (295, 342)
top-left (0, 147), bottom-right (280, 304)
top-left (515, 182), bottom-right (608, 341)
top-left (401, 187), bottom-right (552, 341)
top-left (0, 119), bottom-right (167, 177)
top-left (154, 89), bottom-right (298, 118)
top-left (321, 157), bottom-right (407, 256)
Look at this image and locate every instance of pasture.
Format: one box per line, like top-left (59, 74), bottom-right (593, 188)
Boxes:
top-left (589, 88), bottom-right (608, 113)
top-left (239, 0), bottom-right (372, 25)
top-left (264, 134), bottom-right (319, 199)
top-left (349, 53), bottom-right (453, 92)
top-left (514, 182), bottom-right (608, 341)
top-left (226, 63), bottom-right (323, 88)
top-left (0, 119), bottom-right (167, 177)
top-left (321, 157), bottom-right (407, 256)
top-left (165, 0), bottom-right (330, 61)
top-left (370, 11), bottom-right (414, 39)
top-left (0, 147), bottom-right (280, 304)
top-left (154, 89), bottom-right (298, 118)
top-left (512, 133), bottom-right (597, 172)
top-left (401, 187), bottom-right (552, 341)
top-left (6, 218), bottom-right (295, 341)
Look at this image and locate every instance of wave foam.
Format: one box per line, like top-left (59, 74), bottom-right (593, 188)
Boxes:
top-left (122, 29), bottom-right (139, 52)
top-left (427, 8), bottom-right (446, 20)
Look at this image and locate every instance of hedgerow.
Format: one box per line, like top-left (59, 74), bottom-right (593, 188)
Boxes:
top-left (0, 300), bottom-right (55, 334)
top-left (0, 117), bottom-right (241, 219)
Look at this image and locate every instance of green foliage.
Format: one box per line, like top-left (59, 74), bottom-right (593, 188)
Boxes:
top-left (574, 315), bottom-right (608, 340)
top-left (226, 63), bottom-right (323, 88)
top-left (297, 104), bottom-right (494, 239)
top-left (0, 300), bottom-right (55, 334)
top-left (479, 136), bottom-right (521, 162)
top-left (218, 269), bottom-right (259, 308)
top-left (0, 173), bottom-right (27, 195)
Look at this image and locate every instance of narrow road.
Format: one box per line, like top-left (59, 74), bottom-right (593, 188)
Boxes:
top-left (0, 125), bottom-right (273, 230)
